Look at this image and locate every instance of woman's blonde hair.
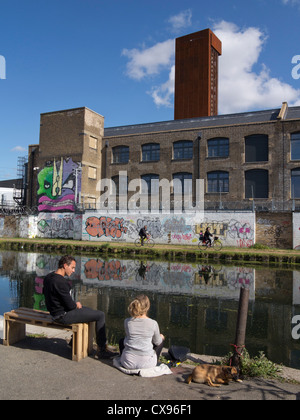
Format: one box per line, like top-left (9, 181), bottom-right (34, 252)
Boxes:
top-left (128, 294), bottom-right (150, 318)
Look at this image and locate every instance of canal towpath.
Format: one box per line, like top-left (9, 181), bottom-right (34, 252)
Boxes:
top-left (1, 322), bottom-right (300, 401)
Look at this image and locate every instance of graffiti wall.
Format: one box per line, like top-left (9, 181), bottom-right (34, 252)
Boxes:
top-left (36, 213), bottom-right (82, 239)
top-left (293, 213), bottom-right (300, 250)
top-left (80, 257), bottom-right (256, 300)
top-left (37, 157), bottom-right (81, 212)
top-left (82, 211), bottom-right (255, 248)
top-left (0, 211), bottom-right (255, 247)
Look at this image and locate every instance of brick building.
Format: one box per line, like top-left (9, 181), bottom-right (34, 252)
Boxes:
top-left (26, 102), bottom-right (300, 212)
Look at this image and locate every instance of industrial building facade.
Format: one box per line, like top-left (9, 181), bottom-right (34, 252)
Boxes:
top-left (25, 102), bottom-right (300, 212)
top-left (21, 28), bottom-right (300, 213)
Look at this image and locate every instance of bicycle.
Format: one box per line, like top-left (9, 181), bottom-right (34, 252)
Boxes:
top-left (198, 236), bottom-right (222, 251)
top-left (134, 235), bottom-right (155, 248)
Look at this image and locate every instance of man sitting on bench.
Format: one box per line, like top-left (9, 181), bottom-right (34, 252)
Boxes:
top-left (43, 255), bottom-right (116, 359)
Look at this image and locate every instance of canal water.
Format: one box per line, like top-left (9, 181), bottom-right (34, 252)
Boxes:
top-left (1, 250), bottom-right (300, 369)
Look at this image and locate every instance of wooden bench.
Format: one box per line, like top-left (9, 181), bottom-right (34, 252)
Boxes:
top-left (3, 307), bottom-right (94, 362)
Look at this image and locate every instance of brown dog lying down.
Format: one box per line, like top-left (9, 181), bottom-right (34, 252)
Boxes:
top-left (186, 364), bottom-right (240, 387)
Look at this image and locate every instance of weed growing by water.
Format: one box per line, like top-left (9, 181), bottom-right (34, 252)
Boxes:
top-left (221, 349), bottom-right (282, 379)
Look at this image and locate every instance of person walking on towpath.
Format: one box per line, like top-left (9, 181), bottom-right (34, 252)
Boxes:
top-left (43, 255), bottom-right (117, 359)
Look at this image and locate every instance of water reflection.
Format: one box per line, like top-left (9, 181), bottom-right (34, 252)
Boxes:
top-left (1, 250), bottom-right (300, 369)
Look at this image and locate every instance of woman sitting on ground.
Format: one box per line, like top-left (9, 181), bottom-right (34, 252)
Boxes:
top-left (119, 294), bottom-right (165, 370)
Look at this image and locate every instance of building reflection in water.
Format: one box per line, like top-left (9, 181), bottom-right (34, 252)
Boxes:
top-left (1, 250), bottom-right (300, 369)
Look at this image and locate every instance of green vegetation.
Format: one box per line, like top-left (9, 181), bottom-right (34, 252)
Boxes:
top-left (221, 349), bottom-right (282, 379)
top-left (1, 237), bottom-right (300, 266)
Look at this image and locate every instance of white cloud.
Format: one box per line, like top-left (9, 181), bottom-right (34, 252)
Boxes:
top-left (213, 20), bottom-right (300, 113)
top-left (11, 146), bottom-right (26, 152)
top-left (148, 65), bottom-right (175, 108)
top-left (122, 39), bottom-right (175, 81)
top-left (168, 9), bottom-right (192, 32)
top-left (282, 0), bottom-right (300, 5)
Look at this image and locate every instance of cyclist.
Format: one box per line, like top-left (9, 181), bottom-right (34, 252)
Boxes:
top-left (204, 227), bottom-right (213, 247)
top-left (139, 225), bottom-right (149, 246)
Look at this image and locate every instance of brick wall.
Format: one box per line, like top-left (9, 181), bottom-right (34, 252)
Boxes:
top-left (256, 212), bottom-right (293, 249)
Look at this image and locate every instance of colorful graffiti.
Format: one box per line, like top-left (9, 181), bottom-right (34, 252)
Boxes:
top-left (37, 157), bottom-right (81, 212)
top-left (85, 216), bottom-right (128, 239)
top-left (84, 259), bottom-right (127, 281)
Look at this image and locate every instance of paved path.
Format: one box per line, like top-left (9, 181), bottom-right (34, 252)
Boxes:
top-left (1, 325), bottom-right (300, 402)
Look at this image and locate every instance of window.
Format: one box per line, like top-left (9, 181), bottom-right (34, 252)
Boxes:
top-left (141, 174), bottom-right (159, 195)
top-left (291, 132), bottom-right (300, 160)
top-left (173, 172), bottom-right (192, 195)
top-left (86, 197), bottom-right (96, 209)
top-left (207, 171), bottom-right (229, 193)
top-left (245, 169), bottom-right (268, 198)
top-left (207, 138), bottom-right (229, 158)
top-left (173, 140), bottom-right (193, 160)
top-left (89, 136), bottom-right (98, 150)
top-left (245, 134), bottom-right (268, 162)
top-left (111, 174), bottom-right (128, 195)
top-left (112, 146), bottom-right (129, 164)
top-left (88, 166), bottom-right (97, 179)
top-left (291, 168), bottom-right (300, 198)
top-left (142, 143), bottom-right (160, 162)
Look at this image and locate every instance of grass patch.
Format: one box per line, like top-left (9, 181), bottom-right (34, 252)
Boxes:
top-left (249, 243), bottom-right (270, 250)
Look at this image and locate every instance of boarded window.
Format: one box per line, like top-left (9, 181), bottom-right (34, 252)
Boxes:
top-left (88, 166), bottom-right (97, 179)
top-left (89, 136), bottom-right (98, 149)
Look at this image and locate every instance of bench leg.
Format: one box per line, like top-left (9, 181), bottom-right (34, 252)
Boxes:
top-left (88, 322), bottom-right (95, 356)
top-left (71, 323), bottom-right (94, 361)
top-left (3, 320), bottom-right (26, 346)
top-left (72, 324), bottom-right (84, 362)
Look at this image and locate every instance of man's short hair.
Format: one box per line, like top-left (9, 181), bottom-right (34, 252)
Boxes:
top-left (58, 255), bottom-right (76, 269)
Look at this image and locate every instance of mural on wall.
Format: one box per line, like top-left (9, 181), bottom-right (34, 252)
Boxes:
top-left (37, 157), bottom-right (81, 212)
top-left (85, 216), bottom-right (128, 239)
top-left (82, 212), bottom-right (256, 248)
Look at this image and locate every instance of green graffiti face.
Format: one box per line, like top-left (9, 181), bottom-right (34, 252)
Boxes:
top-left (37, 166), bottom-right (55, 199)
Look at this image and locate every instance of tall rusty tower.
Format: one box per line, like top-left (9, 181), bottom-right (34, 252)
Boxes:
top-left (174, 29), bottom-right (222, 120)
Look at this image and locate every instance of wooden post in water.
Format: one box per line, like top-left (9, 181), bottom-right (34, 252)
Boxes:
top-left (231, 287), bottom-right (250, 368)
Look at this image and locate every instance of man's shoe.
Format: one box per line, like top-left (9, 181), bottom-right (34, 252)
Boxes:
top-left (96, 345), bottom-right (118, 360)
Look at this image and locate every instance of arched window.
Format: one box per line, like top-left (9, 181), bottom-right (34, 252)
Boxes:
top-left (142, 143), bottom-right (160, 162)
top-left (207, 138), bottom-right (229, 158)
top-left (207, 171), bottom-right (229, 193)
top-left (245, 169), bottom-right (268, 198)
top-left (173, 172), bottom-right (192, 195)
top-left (111, 174), bottom-right (128, 195)
top-left (173, 140), bottom-right (193, 160)
top-left (141, 174), bottom-right (159, 195)
top-left (245, 134), bottom-right (268, 162)
top-left (112, 146), bottom-right (129, 164)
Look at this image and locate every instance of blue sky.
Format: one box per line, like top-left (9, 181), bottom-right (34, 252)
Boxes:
top-left (1, 0), bottom-right (300, 180)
